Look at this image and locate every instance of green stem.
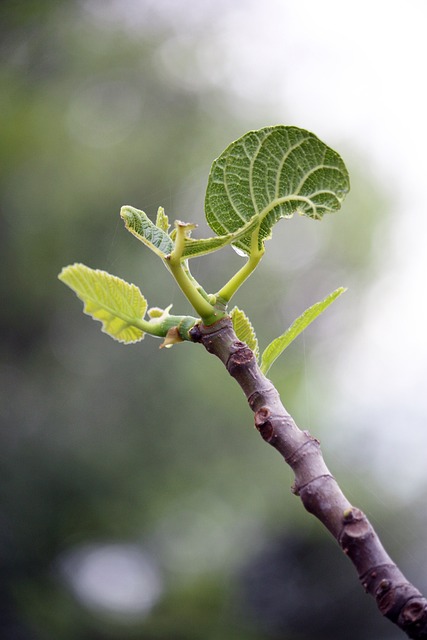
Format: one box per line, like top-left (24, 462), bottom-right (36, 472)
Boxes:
top-left (182, 260), bottom-right (211, 304)
top-left (216, 231), bottom-right (264, 303)
top-left (168, 260), bottom-right (216, 318)
top-left (134, 313), bottom-right (198, 341)
top-left (167, 223), bottom-right (218, 323)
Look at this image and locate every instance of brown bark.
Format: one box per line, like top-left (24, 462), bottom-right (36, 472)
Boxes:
top-left (189, 317), bottom-right (427, 639)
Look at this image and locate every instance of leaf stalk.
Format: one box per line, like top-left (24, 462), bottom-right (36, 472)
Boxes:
top-left (143, 312), bottom-right (199, 341)
top-left (167, 223), bottom-right (221, 324)
top-left (216, 229), bottom-right (265, 303)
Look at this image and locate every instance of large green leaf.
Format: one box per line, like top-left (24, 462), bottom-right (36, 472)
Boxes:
top-left (205, 126), bottom-right (350, 255)
top-left (260, 287), bottom-right (346, 375)
top-left (58, 263), bottom-right (147, 343)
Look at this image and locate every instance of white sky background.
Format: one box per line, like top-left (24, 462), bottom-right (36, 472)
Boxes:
top-left (96, 0), bottom-right (427, 494)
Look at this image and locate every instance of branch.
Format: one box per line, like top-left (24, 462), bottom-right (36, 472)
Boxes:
top-left (189, 317), bottom-right (427, 639)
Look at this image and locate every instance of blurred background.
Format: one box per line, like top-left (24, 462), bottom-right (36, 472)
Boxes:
top-left (1, 1), bottom-right (427, 638)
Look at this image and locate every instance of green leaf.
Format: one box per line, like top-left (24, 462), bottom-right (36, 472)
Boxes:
top-left (58, 263), bottom-right (148, 343)
top-left (156, 206), bottom-right (170, 233)
top-left (230, 306), bottom-right (259, 361)
top-left (260, 287), bottom-right (346, 375)
top-left (121, 206), bottom-right (259, 262)
top-left (121, 205), bottom-right (174, 258)
top-left (205, 125), bottom-right (350, 255)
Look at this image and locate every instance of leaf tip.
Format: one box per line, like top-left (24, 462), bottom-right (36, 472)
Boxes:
top-left (120, 205), bottom-right (133, 222)
top-left (335, 286), bottom-right (348, 297)
top-left (58, 262), bottom-right (83, 284)
top-left (57, 266), bottom-right (67, 281)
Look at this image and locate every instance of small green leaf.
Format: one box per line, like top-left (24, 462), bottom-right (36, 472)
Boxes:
top-left (156, 206), bottom-right (170, 233)
top-left (230, 306), bottom-right (259, 361)
top-left (58, 263), bottom-right (148, 343)
top-left (260, 287), bottom-right (346, 375)
top-left (121, 206), bottom-right (258, 262)
top-left (121, 205), bottom-right (173, 258)
top-left (205, 126), bottom-right (350, 256)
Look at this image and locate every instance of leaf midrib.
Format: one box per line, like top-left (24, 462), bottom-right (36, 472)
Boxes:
top-left (224, 130), bottom-right (340, 232)
top-left (80, 286), bottom-right (146, 332)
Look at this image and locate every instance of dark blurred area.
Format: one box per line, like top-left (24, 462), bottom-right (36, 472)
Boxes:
top-left (0, 1), bottom-right (412, 638)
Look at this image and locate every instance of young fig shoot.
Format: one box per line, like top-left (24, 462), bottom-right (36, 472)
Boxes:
top-left (59, 125), bottom-right (350, 347)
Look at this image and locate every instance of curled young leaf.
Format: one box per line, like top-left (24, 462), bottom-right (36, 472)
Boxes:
top-left (121, 205), bottom-right (173, 258)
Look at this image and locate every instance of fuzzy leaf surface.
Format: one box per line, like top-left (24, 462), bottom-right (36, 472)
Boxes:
top-left (205, 126), bottom-right (350, 255)
top-left (230, 306), bottom-right (259, 361)
top-left (58, 263), bottom-right (147, 343)
top-left (121, 206), bottom-right (173, 258)
top-left (121, 205), bottom-right (249, 261)
top-left (260, 287), bottom-right (346, 375)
